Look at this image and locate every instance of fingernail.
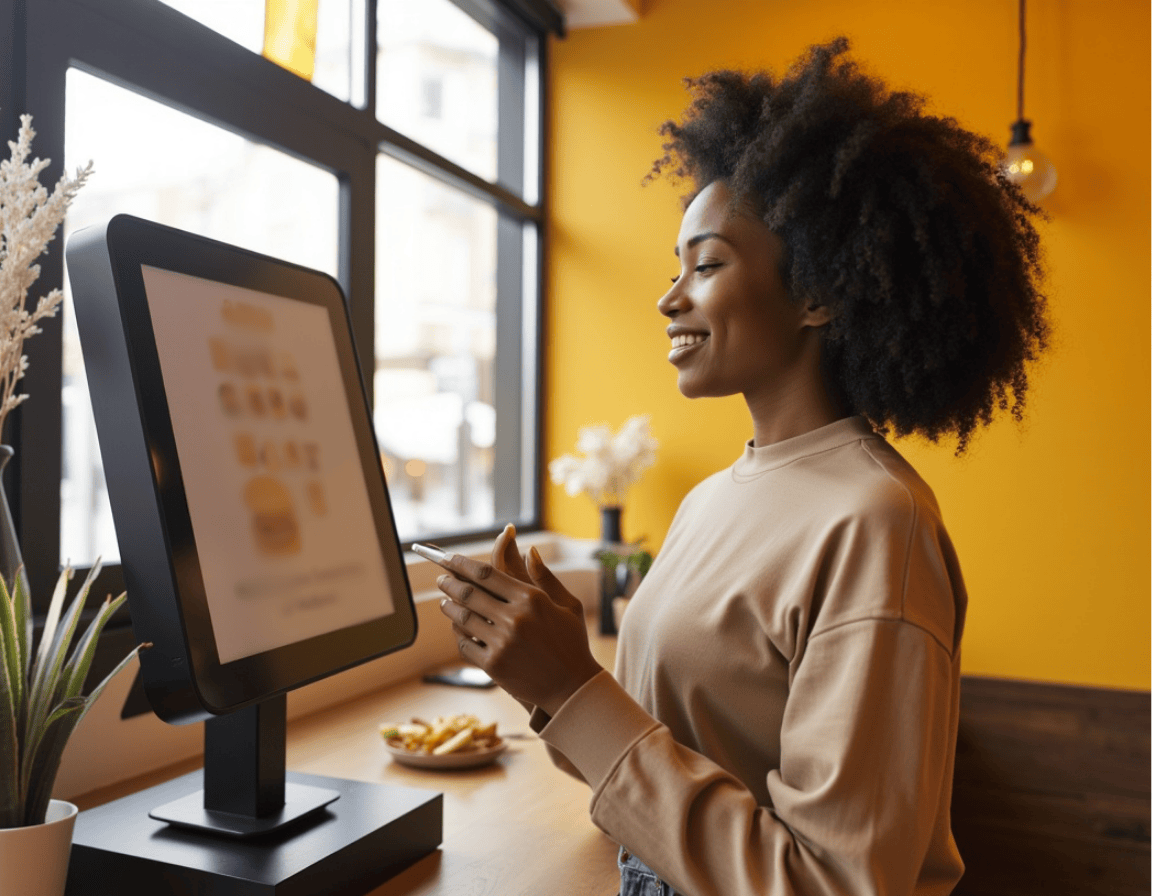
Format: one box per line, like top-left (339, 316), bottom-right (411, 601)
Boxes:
top-left (529, 545), bottom-right (542, 566)
top-left (505, 523), bottom-right (516, 537)
top-left (440, 598), bottom-right (447, 608)
top-left (436, 574), bottom-right (446, 587)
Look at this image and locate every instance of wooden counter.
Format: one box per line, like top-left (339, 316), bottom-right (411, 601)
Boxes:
top-left (72, 627), bottom-right (622, 896)
top-left (72, 618), bottom-right (1148, 896)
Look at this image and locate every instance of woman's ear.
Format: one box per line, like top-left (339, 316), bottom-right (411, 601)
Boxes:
top-left (800, 301), bottom-right (834, 328)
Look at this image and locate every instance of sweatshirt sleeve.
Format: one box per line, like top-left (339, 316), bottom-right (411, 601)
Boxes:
top-left (528, 706), bottom-right (587, 783)
top-left (535, 618), bottom-right (960, 896)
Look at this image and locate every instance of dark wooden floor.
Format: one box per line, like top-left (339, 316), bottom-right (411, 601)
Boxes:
top-left (951, 676), bottom-right (1150, 896)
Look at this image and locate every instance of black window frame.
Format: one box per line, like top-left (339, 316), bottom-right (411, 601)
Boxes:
top-left (2, 0), bottom-right (557, 643)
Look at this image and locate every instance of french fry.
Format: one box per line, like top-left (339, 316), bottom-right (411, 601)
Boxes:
top-left (432, 727), bottom-right (473, 755)
top-left (380, 713), bottom-right (500, 755)
top-left (472, 721), bottom-right (497, 741)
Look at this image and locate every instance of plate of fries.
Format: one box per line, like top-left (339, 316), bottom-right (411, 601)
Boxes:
top-left (379, 713), bottom-right (506, 769)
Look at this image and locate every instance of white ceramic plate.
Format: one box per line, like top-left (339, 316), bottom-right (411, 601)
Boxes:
top-left (384, 738), bottom-right (507, 770)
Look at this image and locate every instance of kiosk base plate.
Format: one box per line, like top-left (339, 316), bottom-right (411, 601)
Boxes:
top-left (65, 771), bottom-right (442, 896)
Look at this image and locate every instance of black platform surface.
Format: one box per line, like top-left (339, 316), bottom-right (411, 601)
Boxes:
top-left (65, 771), bottom-right (442, 895)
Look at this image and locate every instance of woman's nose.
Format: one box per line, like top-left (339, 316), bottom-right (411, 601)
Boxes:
top-left (657, 279), bottom-right (688, 318)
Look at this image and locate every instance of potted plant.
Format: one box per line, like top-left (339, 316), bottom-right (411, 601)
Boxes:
top-left (0, 562), bottom-right (146, 895)
top-left (549, 415), bottom-right (659, 633)
top-left (548, 414), bottom-right (659, 545)
top-left (0, 112), bottom-right (143, 895)
top-left (596, 546), bottom-right (654, 631)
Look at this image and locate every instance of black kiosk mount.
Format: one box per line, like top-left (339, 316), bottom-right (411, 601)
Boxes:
top-left (63, 215), bottom-right (441, 895)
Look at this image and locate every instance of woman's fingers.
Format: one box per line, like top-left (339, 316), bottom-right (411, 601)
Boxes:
top-left (527, 546), bottom-right (585, 617)
top-left (450, 622), bottom-right (487, 664)
top-left (437, 574), bottom-right (501, 625)
top-left (441, 598), bottom-right (489, 645)
top-left (438, 552), bottom-right (531, 602)
top-left (492, 523), bottom-right (530, 582)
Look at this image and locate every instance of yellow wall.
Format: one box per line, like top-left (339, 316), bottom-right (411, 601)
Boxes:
top-left (544, 0), bottom-right (1150, 690)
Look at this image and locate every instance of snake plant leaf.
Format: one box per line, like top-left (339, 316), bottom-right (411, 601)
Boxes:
top-left (24, 566), bottom-right (94, 767)
top-left (24, 637), bottom-right (147, 825)
top-left (1, 564), bottom-right (140, 828)
top-left (72, 639), bottom-right (148, 731)
top-left (37, 570), bottom-right (94, 715)
top-left (0, 575), bottom-right (22, 724)
top-left (25, 568), bottom-right (73, 740)
top-left (30, 567), bottom-right (72, 683)
top-left (11, 568), bottom-right (31, 683)
top-left (60, 592), bottom-right (127, 701)
top-left (29, 588), bottom-right (145, 822)
top-left (0, 637), bottom-right (20, 829)
top-left (21, 697), bottom-right (83, 827)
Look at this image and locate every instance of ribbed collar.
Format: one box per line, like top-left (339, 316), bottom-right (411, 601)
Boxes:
top-left (732, 415), bottom-right (878, 481)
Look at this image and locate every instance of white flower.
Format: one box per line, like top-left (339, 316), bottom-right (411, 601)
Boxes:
top-left (575, 424), bottom-right (612, 457)
top-left (550, 415), bottom-right (658, 507)
top-left (0, 112), bottom-right (91, 440)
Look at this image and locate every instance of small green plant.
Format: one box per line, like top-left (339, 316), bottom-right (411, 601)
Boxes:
top-left (0, 563), bottom-right (147, 827)
top-left (596, 548), bottom-right (654, 579)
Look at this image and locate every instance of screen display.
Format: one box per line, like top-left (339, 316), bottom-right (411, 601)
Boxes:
top-left (142, 265), bottom-right (397, 664)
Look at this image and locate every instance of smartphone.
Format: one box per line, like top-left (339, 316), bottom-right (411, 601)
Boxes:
top-left (412, 536), bottom-right (506, 608)
top-left (422, 664), bottom-right (496, 689)
top-left (412, 542), bottom-right (505, 598)
top-left (411, 542), bottom-right (452, 566)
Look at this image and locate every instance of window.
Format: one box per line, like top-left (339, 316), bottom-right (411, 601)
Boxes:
top-left (61, 68), bottom-right (341, 565)
top-left (7, 0), bottom-right (561, 614)
top-left (374, 156), bottom-right (498, 536)
top-left (377, 0), bottom-right (498, 180)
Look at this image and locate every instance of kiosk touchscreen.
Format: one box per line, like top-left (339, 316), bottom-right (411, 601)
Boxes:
top-left (63, 215), bottom-right (440, 895)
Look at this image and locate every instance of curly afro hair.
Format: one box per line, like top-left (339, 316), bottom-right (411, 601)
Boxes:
top-left (649, 37), bottom-right (1049, 452)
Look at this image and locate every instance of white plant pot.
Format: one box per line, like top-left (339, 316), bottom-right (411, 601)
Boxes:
top-left (0, 800), bottom-right (79, 896)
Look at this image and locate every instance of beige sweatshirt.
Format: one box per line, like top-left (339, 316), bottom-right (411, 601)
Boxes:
top-left (534, 416), bottom-right (967, 896)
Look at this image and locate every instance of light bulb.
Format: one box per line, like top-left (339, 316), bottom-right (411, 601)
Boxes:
top-left (1003, 119), bottom-right (1057, 201)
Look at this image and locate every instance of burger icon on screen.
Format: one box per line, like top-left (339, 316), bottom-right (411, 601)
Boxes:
top-left (243, 475), bottom-right (301, 556)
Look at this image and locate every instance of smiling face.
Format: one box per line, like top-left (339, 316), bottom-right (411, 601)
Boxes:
top-left (658, 180), bottom-right (824, 410)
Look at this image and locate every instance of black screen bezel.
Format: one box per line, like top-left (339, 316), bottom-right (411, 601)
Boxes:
top-left (102, 214), bottom-right (416, 714)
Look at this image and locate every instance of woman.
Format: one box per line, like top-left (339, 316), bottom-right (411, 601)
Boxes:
top-left (433, 38), bottom-right (1048, 896)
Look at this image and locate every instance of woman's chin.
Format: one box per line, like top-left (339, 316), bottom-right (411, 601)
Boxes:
top-left (672, 377), bottom-right (709, 398)
top-left (676, 375), bottom-right (720, 400)
top-left (676, 375), bottom-right (701, 399)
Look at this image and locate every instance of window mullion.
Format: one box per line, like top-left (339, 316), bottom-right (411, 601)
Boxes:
top-left (493, 211), bottom-right (524, 524)
top-left (16, 20), bottom-right (68, 605)
top-left (492, 17), bottom-right (531, 524)
top-left (496, 23), bottom-right (526, 197)
top-left (377, 128), bottom-right (540, 224)
top-left (362, 0), bottom-right (377, 112)
top-left (341, 162), bottom-right (377, 407)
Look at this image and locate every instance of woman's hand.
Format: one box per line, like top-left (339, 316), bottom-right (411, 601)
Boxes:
top-left (436, 526), bottom-right (602, 716)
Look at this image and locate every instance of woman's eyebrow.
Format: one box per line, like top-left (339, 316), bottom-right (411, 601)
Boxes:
top-left (674, 231), bottom-right (733, 256)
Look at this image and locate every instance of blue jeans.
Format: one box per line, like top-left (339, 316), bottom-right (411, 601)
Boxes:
top-left (618, 847), bottom-right (678, 896)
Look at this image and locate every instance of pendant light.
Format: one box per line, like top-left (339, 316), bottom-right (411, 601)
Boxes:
top-left (1003, 0), bottom-right (1057, 200)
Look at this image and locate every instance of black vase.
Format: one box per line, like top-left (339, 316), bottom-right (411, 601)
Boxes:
top-left (0, 445), bottom-right (28, 598)
top-left (598, 506), bottom-right (624, 635)
top-left (599, 505), bottom-right (623, 546)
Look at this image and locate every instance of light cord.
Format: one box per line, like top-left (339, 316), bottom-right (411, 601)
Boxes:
top-left (1016, 0), bottom-right (1026, 121)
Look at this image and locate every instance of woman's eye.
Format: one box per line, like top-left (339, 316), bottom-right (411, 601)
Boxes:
top-left (670, 263), bottom-right (719, 284)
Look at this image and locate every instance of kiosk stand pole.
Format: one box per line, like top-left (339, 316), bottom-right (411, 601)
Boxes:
top-left (204, 696), bottom-right (287, 818)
